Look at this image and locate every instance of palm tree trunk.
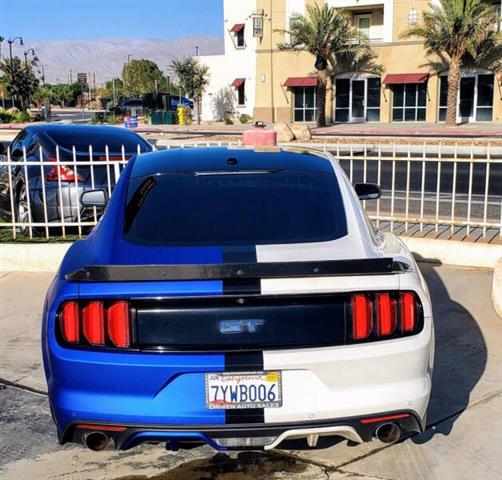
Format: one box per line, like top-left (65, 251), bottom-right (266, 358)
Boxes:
top-left (316, 69), bottom-right (327, 127)
top-left (446, 59), bottom-right (460, 127)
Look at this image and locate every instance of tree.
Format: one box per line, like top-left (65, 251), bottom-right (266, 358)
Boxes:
top-left (170, 57), bottom-right (209, 125)
top-left (52, 83), bottom-right (77, 107)
top-left (121, 59), bottom-right (166, 96)
top-left (402, 0), bottom-right (501, 127)
top-left (32, 85), bottom-right (54, 107)
top-left (0, 57), bottom-right (39, 108)
top-left (279, 4), bottom-right (371, 127)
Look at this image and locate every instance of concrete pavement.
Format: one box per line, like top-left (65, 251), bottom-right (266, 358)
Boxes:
top-left (1, 263), bottom-right (501, 479)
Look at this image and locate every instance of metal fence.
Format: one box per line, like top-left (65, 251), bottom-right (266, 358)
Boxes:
top-left (0, 140), bottom-right (501, 242)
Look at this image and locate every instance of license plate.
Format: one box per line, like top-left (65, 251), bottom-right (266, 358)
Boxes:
top-left (205, 371), bottom-right (282, 409)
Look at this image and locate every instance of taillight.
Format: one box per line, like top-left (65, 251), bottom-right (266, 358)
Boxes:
top-left (352, 294), bottom-right (373, 340)
top-left (107, 301), bottom-right (130, 348)
top-left (375, 293), bottom-right (397, 336)
top-left (46, 157), bottom-right (84, 182)
top-left (58, 300), bottom-right (131, 349)
top-left (400, 292), bottom-right (416, 333)
top-left (61, 301), bottom-right (80, 343)
top-left (350, 292), bottom-right (420, 341)
top-left (82, 301), bottom-right (105, 345)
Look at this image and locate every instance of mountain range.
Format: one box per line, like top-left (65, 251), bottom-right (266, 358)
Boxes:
top-left (6, 36), bottom-right (224, 85)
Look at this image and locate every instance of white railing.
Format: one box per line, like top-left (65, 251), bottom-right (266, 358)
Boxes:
top-left (0, 141), bottom-right (501, 242)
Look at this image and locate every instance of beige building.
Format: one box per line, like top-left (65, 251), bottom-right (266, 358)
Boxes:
top-left (252, 0), bottom-right (502, 124)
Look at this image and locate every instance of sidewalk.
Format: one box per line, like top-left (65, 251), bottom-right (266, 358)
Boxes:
top-left (1, 121), bottom-right (501, 141)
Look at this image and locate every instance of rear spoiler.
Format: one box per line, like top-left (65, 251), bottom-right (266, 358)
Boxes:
top-left (66, 258), bottom-right (409, 282)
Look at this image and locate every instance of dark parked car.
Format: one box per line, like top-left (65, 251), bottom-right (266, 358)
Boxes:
top-left (0, 124), bottom-right (152, 232)
top-left (113, 100), bottom-right (145, 116)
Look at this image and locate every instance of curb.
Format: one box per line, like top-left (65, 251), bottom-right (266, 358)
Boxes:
top-left (492, 258), bottom-right (502, 318)
top-left (400, 236), bottom-right (502, 269)
top-left (0, 243), bottom-right (71, 272)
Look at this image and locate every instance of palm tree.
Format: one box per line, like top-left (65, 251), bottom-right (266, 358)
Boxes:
top-left (280, 4), bottom-right (369, 127)
top-left (402, 0), bottom-right (501, 127)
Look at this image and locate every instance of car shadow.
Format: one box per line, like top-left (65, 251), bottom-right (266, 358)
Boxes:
top-left (410, 259), bottom-right (487, 443)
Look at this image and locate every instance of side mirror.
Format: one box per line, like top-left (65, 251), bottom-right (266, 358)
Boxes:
top-left (81, 189), bottom-right (108, 208)
top-left (354, 183), bottom-right (382, 201)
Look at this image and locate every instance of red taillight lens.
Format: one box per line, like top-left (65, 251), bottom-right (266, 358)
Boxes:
top-left (61, 301), bottom-right (80, 342)
top-left (107, 301), bottom-right (130, 348)
top-left (59, 300), bottom-right (131, 349)
top-left (352, 294), bottom-right (373, 340)
top-left (350, 292), bottom-right (420, 341)
top-left (46, 157), bottom-right (84, 182)
top-left (82, 301), bottom-right (105, 345)
top-left (400, 292), bottom-right (416, 333)
top-left (376, 293), bottom-right (397, 336)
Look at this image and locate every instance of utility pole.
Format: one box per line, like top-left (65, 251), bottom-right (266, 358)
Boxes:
top-left (69, 68), bottom-right (73, 84)
top-left (112, 77), bottom-right (117, 107)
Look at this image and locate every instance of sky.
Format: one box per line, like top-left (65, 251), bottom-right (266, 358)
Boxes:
top-left (0, 0), bottom-right (224, 41)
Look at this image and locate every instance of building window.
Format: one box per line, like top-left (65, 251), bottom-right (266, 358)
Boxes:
top-left (236, 28), bottom-right (245, 47)
top-left (237, 83), bottom-right (245, 106)
top-left (439, 74), bottom-right (494, 122)
top-left (366, 77), bottom-right (381, 121)
top-left (335, 79), bottom-right (350, 122)
top-left (355, 14), bottom-right (371, 38)
top-left (476, 75), bottom-right (494, 121)
top-left (392, 83), bottom-right (427, 122)
top-left (335, 77), bottom-right (380, 122)
top-left (293, 87), bottom-right (316, 122)
top-left (439, 77), bottom-right (448, 122)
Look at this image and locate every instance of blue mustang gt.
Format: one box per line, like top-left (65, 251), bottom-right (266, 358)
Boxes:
top-left (42, 146), bottom-right (431, 452)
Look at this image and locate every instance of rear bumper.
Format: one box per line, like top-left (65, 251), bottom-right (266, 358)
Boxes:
top-left (63, 411), bottom-right (423, 451)
top-left (45, 316), bottom-right (433, 450)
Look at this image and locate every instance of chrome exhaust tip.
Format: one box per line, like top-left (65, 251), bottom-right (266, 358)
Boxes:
top-left (83, 431), bottom-right (110, 451)
top-left (375, 422), bottom-right (401, 444)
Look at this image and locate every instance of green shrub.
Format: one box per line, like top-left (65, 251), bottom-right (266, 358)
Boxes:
top-left (224, 117), bottom-right (234, 125)
top-left (0, 111), bottom-right (14, 123)
top-left (107, 114), bottom-right (122, 125)
top-left (14, 111), bottom-right (31, 123)
top-left (239, 113), bottom-right (251, 124)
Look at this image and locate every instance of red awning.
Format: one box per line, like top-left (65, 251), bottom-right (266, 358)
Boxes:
top-left (230, 23), bottom-right (245, 32)
top-left (284, 76), bottom-right (318, 87)
top-left (231, 78), bottom-right (245, 88)
top-left (383, 73), bottom-right (429, 85)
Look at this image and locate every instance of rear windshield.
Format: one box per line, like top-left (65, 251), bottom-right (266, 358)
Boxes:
top-left (46, 130), bottom-right (150, 153)
top-left (123, 170), bottom-right (347, 246)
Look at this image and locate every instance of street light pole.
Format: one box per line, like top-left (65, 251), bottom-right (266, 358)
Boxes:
top-left (7, 36), bottom-right (24, 108)
top-left (23, 48), bottom-right (36, 107)
top-left (23, 48), bottom-right (36, 68)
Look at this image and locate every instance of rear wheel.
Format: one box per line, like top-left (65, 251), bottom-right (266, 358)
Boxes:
top-left (16, 182), bottom-right (31, 235)
top-left (15, 181), bottom-right (42, 237)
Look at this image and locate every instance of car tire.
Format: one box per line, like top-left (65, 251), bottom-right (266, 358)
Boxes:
top-left (15, 181), bottom-right (35, 236)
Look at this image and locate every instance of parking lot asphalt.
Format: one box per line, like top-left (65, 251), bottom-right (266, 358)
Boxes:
top-left (1, 263), bottom-right (501, 480)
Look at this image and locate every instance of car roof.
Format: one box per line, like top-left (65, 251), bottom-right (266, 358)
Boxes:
top-left (25, 124), bottom-right (142, 137)
top-left (129, 147), bottom-right (336, 179)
